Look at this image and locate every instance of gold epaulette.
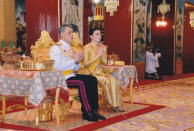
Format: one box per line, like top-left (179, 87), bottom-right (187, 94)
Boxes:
top-left (55, 42), bottom-right (62, 46)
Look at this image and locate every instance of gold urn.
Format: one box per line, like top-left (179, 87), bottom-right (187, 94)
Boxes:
top-left (38, 98), bottom-right (53, 122)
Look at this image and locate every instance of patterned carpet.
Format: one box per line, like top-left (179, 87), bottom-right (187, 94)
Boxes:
top-left (3, 102), bottom-right (159, 131)
top-left (2, 76), bottom-right (194, 130)
top-left (98, 77), bottom-right (194, 131)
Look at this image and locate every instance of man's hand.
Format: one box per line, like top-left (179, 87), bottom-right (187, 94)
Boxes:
top-left (72, 51), bottom-right (83, 62)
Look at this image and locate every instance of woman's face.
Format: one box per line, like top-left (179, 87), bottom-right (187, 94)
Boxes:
top-left (90, 30), bottom-right (101, 43)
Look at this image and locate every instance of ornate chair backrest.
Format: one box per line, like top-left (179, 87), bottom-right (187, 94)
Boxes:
top-left (31, 30), bottom-right (55, 61)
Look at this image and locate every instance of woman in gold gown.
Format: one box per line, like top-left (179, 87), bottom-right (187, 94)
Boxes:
top-left (83, 28), bottom-right (125, 111)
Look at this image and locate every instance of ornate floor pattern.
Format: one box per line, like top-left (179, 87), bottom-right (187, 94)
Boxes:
top-left (98, 77), bottom-right (194, 131)
top-left (2, 77), bottom-right (194, 130)
top-left (3, 102), bottom-right (149, 131)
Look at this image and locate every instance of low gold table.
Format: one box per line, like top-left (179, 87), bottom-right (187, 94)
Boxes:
top-left (102, 65), bottom-right (138, 104)
top-left (0, 69), bottom-right (68, 126)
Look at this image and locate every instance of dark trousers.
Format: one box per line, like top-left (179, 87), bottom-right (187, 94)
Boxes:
top-left (66, 74), bottom-right (99, 113)
top-left (156, 67), bottom-right (162, 79)
top-left (144, 72), bottom-right (160, 80)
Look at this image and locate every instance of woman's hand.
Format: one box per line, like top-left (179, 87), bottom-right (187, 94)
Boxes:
top-left (98, 44), bottom-right (105, 57)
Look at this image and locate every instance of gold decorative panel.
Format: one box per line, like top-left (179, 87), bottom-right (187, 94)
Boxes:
top-left (0, 0), bottom-right (17, 43)
top-left (0, 1), bottom-right (4, 41)
top-left (189, 11), bottom-right (194, 29)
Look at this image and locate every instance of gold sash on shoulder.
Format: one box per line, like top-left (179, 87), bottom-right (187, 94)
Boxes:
top-left (87, 58), bottom-right (100, 74)
top-left (63, 70), bottom-right (73, 75)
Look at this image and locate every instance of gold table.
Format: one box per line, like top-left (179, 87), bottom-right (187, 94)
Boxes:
top-left (102, 65), bottom-right (138, 104)
top-left (0, 69), bottom-right (68, 126)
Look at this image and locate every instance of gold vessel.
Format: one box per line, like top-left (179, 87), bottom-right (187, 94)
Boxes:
top-left (58, 104), bottom-right (67, 120)
top-left (38, 98), bottom-right (53, 122)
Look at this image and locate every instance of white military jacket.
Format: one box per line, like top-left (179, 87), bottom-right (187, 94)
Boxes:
top-left (145, 51), bottom-right (158, 74)
top-left (50, 40), bottom-right (81, 80)
top-left (152, 52), bottom-right (161, 68)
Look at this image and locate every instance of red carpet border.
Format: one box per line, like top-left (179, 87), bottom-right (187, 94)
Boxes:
top-left (1, 73), bottom-right (194, 130)
top-left (0, 102), bottom-right (165, 131)
top-left (69, 102), bottom-right (165, 131)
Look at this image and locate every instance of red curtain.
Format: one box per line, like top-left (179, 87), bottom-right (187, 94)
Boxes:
top-left (26, 0), bottom-right (58, 55)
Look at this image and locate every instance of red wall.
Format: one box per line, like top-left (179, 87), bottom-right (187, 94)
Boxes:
top-left (104, 0), bottom-right (132, 65)
top-left (183, 3), bottom-right (194, 73)
top-left (26, 0), bottom-right (58, 55)
top-left (151, 0), bottom-right (175, 75)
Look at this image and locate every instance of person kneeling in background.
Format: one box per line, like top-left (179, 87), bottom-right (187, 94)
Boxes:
top-left (145, 45), bottom-right (160, 80)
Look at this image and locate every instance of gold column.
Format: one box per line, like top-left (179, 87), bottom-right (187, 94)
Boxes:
top-left (130, 0), bottom-right (134, 65)
top-left (58, 0), bottom-right (61, 28)
top-left (129, 78), bottom-right (134, 104)
top-left (1, 96), bottom-right (6, 122)
top-left (0, 0), bottom-right (17, 42)
top-left (57, 0), bottom-right (61, 41)
top-left (24, 97), bottom-right (28, 116)
top-left (54, 88), bottom-right (60, 124)
top-left (0, 1), bottom-right (4, 41)
top-left (174, 0), bottom-right (177, 75)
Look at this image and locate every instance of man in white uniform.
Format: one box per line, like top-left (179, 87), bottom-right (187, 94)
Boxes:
top-left (153, 48), bottom-right (161, 79)
top-left (145, 46), bottom-right (160, 80)
top-left (50, 24), bottom-right (105, 122)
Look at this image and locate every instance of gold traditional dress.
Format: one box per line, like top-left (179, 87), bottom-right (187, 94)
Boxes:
top-left (83, 42), bottom-right (123, 107)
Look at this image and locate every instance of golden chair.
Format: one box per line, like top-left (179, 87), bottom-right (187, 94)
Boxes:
top-left (31, 30), bottom-right (64, 126)
top-left (31, 30), bottom-right (81, 119)
top-left (30, 30), bottom-right (102, 125)
top-left (67, 85), bottom-right (104, 109)
top-left (31, 31), bottom-right (104, 125)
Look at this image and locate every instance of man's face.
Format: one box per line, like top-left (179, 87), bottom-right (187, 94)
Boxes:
top-left (61, 27), bottom-right (73, 44)
top-left (90, 30), bottom-right (101, 43)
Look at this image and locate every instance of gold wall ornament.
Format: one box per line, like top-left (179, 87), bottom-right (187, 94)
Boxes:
top-left (157, 0), bottom-right (170, 20)
top-left (189, 11), bottom-right (194, 29)
top-left (94, 4), bottom-right (104, 20)
top-left (104, 0), bottom-right (119, 16)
